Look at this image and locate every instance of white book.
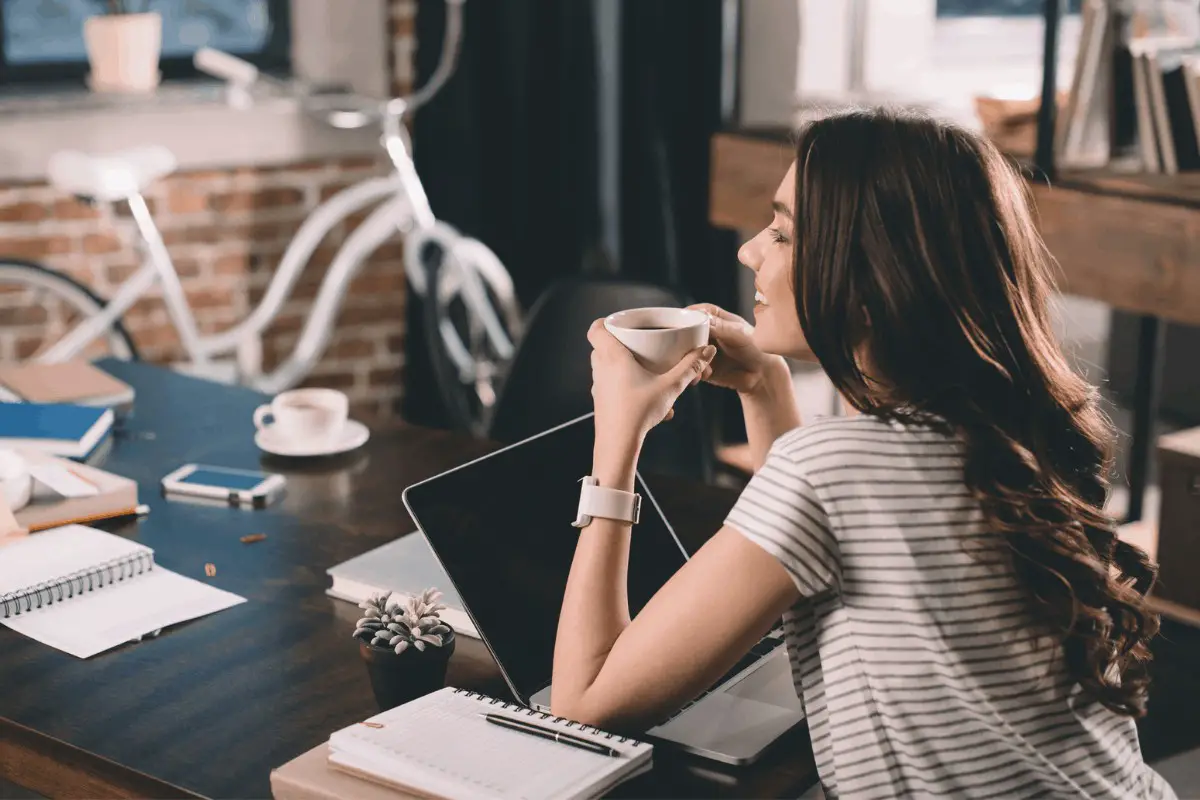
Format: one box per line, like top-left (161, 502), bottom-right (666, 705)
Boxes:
top-left (1184, 56), bottom-right (1200, 162)
top-left (328, 687), bottom-right (653, 800)
top-left (0, 525), bottom-right (245, 658)
top-left (326, 533), bottom-right (478, 639)
top-left (1132, 43), bottom-right (1164, 172)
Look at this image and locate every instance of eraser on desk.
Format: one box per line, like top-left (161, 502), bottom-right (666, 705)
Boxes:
top-left (29, 463), bottom-right (101, 499)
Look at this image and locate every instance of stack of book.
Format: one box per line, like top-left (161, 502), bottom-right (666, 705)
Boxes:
top-left (1058, 0), bottom-right (1200, 173)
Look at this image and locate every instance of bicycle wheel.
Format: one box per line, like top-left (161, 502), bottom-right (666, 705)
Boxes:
top-left (0, 258), bottom-right (138, 361)
top-left (421, 245), bottom-right (517, 437)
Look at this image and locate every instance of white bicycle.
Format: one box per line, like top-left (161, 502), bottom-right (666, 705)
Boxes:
top-left (0, 0), bottom-right (520, 433)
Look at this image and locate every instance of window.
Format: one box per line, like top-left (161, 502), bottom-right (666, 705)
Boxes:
top-left (0, 0), bottom-right (290, 85)
top-left (937, 0), bottom-right (1082, 15)
top-left (926, 0), bottom-right (1083, 126)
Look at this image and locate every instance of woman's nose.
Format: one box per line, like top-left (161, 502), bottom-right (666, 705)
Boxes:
top-left (738, 237), bottom-right (761, 273)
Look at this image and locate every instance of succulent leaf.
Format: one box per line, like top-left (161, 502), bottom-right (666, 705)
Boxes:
top-left (394, 640), bottom-right (409, 654)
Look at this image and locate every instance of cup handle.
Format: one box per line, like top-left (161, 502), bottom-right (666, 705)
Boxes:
top-left (253, 405), bottom-right (274, 430)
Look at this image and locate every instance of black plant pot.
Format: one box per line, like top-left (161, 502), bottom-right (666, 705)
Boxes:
top-left (359, 628), bottom-right (456, 711)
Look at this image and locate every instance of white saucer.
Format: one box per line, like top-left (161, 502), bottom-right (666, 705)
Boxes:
top-left (255, 420), bottom-right (370, 458)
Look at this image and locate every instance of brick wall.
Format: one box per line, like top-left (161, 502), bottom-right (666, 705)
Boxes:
top-left (0, 0), bottom-right (417, 422)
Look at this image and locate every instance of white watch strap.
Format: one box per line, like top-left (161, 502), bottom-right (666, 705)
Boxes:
top-left (572, 476), bottom-right (641, 528)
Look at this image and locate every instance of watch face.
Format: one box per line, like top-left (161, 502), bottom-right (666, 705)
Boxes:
top-left (5, 0), bottom-right (271, 65)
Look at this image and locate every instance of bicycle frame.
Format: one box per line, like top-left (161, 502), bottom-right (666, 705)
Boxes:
top-left (40, 122), bottom-right (516, 395)
top-left (38, 0), bottom-right (520, 402)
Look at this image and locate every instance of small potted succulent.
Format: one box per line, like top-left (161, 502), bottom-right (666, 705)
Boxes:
top-left (84, 1), bottom-right (163, 94)
top-left (354, 589), bottom-right (456, 710)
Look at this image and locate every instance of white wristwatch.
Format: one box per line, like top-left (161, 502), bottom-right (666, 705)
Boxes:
top-left (572, 476), bottom-right (641, 528)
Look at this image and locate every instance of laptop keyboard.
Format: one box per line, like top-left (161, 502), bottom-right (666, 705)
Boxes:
top-left (663, 631), bottom-right (786, 721)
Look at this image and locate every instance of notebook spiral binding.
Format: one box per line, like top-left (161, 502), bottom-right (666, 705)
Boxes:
top-left (453, 687), bottom-right (637, 744)
top-left (0, 550), bottom-right (154, 619)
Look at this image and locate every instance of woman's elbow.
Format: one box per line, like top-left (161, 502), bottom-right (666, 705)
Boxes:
top-left (550, 695), bottom-right (601, 727)
top-left (550, 694), bottom-right (652, 737)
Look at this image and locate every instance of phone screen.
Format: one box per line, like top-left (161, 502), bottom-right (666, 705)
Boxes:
top-left (177, 467), bottom-right (267, 492)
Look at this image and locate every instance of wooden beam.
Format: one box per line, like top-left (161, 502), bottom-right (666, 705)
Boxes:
top-left (1030, 182), bottom-right (1200, 326)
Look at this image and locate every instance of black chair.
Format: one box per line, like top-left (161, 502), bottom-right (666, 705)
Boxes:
top-left (488, 278), bottom-right (714, 483)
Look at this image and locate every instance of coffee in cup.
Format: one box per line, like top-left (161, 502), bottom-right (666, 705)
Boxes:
top-left (253, 388), bottom-right (349, 445)
top-left (603, 307), bottom-right (710, 373)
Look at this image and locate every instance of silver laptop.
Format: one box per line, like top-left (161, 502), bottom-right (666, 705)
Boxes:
top-left (401, 414), bottom-right (805, 765)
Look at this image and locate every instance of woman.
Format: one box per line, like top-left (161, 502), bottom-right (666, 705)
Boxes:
top-left (550, 109), bottom-right (1174, 799)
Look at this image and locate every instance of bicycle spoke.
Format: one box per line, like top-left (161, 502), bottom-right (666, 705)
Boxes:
top-left (0, 262), bottom-right (134, 362)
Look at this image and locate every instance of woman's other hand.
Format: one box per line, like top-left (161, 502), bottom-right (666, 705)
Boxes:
top-left (587, 319), bottom-right (716, 452)
top-left (688, 304), bottom-right (790, 395)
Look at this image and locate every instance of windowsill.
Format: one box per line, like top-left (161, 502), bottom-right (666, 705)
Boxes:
top-left (792, 15), bottom-right (1083, 133)
top-left (0, 80), bottom-right (381, 183)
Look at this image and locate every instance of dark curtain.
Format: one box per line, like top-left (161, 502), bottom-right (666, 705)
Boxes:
top-left (405, 0), bottom-right (601, 428)
top-left (618, 0), bottom-right (745, 444)
top-left (406, 0), bottom-right (741, 443)
top-left (618, 0), bottom-right (739, 308)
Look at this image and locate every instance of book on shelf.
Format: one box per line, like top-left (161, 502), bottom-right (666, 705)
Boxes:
top-left (1130, 40), bottom-right (1165, 172)
top-left (1158, 46), bottom-right (1200, 172)
top-left (1134, 38), bottom-right (1200, 175)
top-left (1059, 0), bottom-right (1114, 167)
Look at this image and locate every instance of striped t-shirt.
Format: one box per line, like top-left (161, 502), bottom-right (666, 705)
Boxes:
top-left (726, 415), bottom-right (1175, 800)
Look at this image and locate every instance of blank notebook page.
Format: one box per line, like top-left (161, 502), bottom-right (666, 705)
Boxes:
top-left (0, 525), bottom-right (246, 658)
top-left (0, 524), bottom-right (147, 592)
top-left (328, 688), bottom-right (652, 800)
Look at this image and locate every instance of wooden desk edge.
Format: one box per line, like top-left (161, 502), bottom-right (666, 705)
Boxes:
top-left (0, 716), bottom-right (199, 800)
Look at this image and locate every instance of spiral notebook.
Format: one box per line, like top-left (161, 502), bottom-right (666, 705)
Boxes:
top-left (0, 525), bottom-right (245, 658)
top-left (328, 687), bottom-right (653, 800)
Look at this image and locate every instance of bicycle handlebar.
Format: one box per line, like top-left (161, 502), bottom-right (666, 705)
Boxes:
top-left (194, 47), bottom-right (259, 85)
top-left (194, 0), bottom-right (466, 117)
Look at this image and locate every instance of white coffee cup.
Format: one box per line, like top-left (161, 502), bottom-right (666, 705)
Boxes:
top-left (604, 307), bottom-right (711, 373)
top-left (254, 388), bottom-right (349, 444)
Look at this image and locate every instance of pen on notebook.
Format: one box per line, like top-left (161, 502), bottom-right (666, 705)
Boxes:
top-left (481, 713), bottom-right (622, 757)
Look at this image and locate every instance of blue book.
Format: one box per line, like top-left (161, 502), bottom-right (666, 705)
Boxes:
top-left (0, 402), bottom-right (114, 460)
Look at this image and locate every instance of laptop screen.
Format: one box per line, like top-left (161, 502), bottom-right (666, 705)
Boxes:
top-left (402, 414), bottom-right (689, 703)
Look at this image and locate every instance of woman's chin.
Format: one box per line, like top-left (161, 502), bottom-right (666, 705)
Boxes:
top-left (753, 325), bottom-right (811, 362)
top-left (750, 326), bottom-right (782, 357)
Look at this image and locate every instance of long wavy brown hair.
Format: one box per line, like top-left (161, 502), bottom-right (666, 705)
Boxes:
top-left (789, 108), bottom-right (1159, 717)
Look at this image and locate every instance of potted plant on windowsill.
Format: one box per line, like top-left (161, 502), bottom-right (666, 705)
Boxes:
top-left (84, 1), bottom-right (163, 94)
top-left (354, 589), bottom-right (457, 711)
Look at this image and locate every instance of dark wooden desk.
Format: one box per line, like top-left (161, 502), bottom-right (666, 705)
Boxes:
top-left (0, 361), bottom-right (816, 799)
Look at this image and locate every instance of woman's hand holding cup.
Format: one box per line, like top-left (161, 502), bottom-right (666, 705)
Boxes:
top-left (587, 310), bottom-right (716, 470)
top-left (687, 303), bottom-right (788, 396)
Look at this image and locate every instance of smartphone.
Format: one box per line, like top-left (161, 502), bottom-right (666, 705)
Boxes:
top-left (161, 464), bottom-right (286, 508)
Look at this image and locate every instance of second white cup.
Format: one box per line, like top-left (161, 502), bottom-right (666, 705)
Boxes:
top-left (604, 307), bottom-right (711, 373)
top-left (254, 388), bottom-right (349, 445)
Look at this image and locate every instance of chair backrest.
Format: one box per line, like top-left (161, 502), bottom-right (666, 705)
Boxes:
top-left (488, 278), bottom-right (713, 482)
